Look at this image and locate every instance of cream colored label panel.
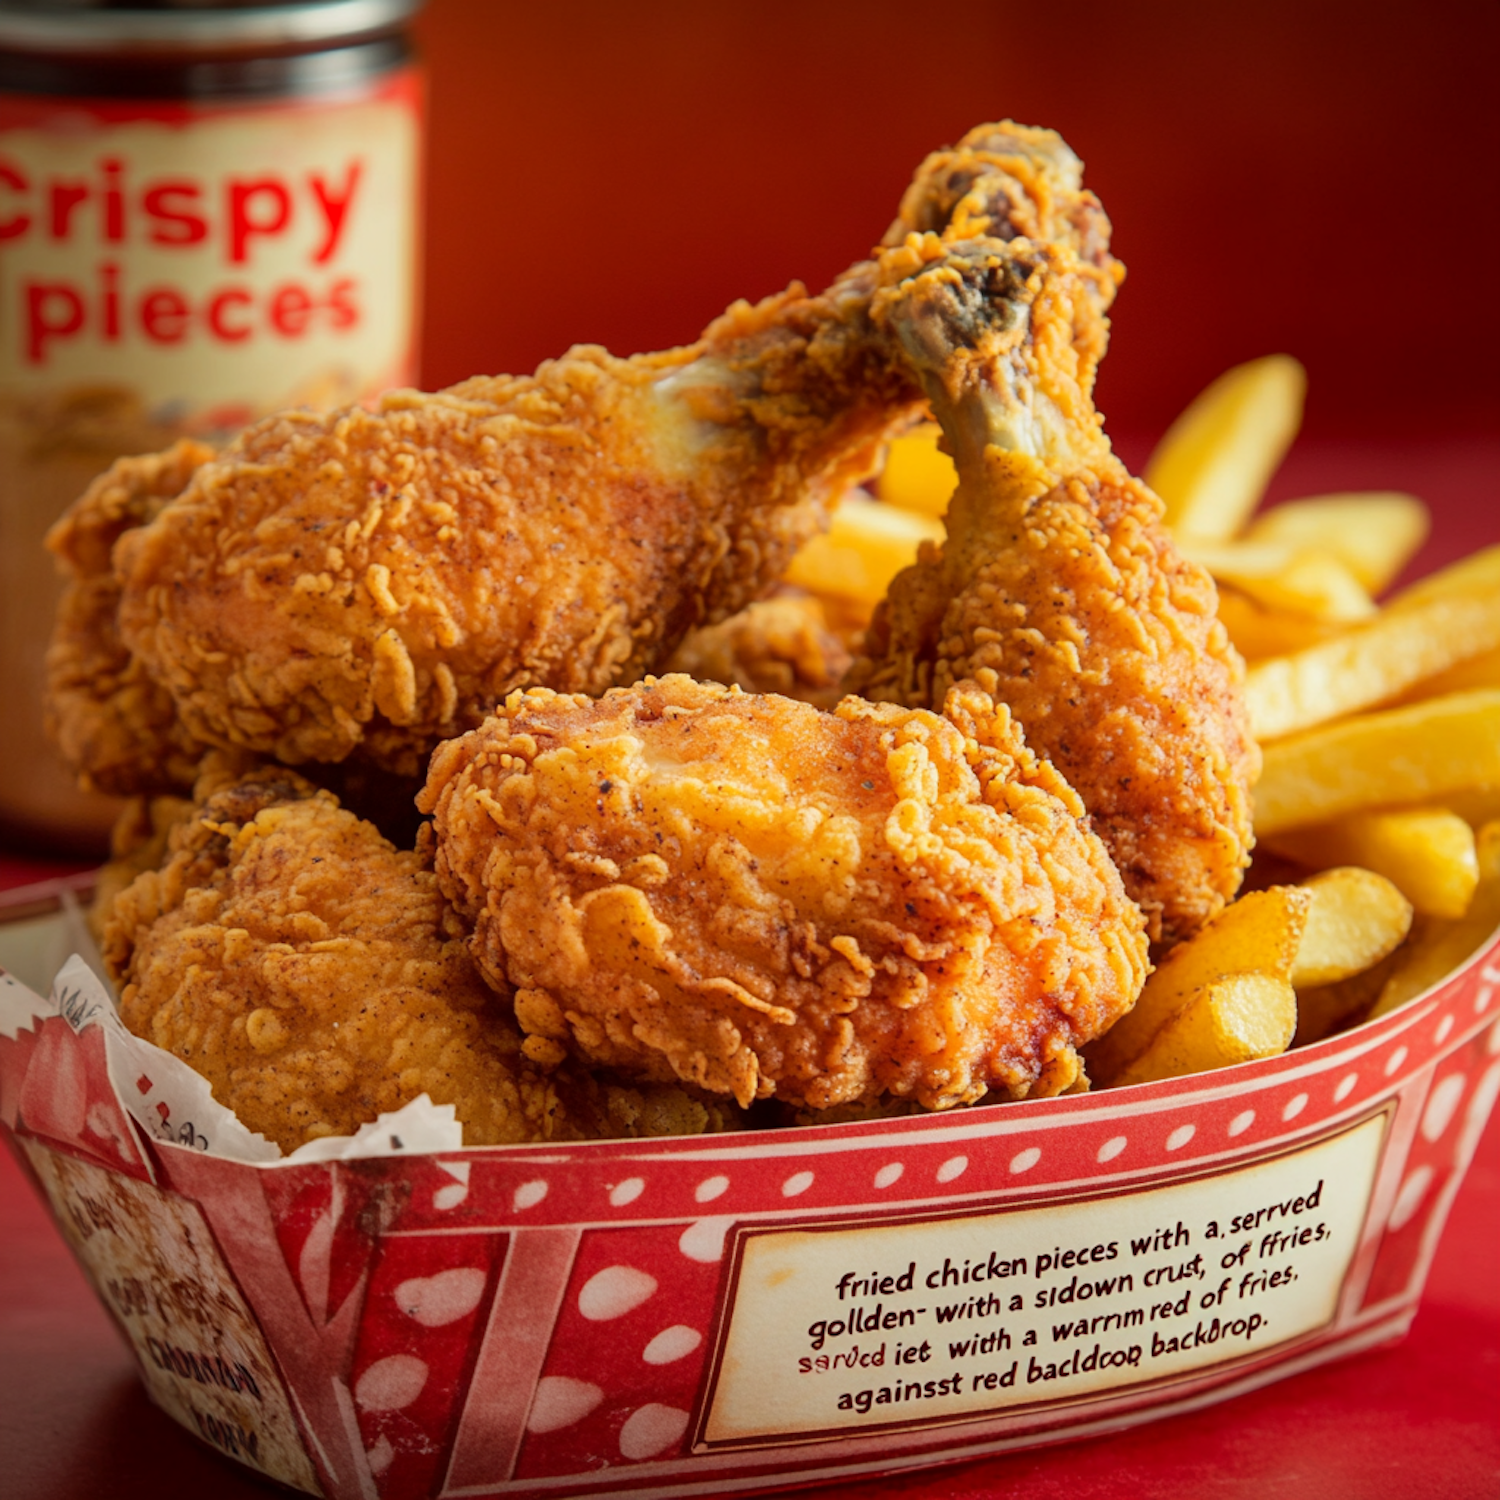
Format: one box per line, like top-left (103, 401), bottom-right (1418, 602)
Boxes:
top-left (0, 94), bottom-right (417, 417)
top-left (703, 1114), bottom-right (1384, 1445)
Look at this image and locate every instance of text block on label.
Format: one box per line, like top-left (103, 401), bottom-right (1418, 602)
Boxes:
top-left (701, 1113), bottom-right (1386, 1445)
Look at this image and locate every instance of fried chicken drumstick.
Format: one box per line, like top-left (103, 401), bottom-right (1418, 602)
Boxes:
top-left (849, 232), bottom-right (1259, 945)
top-left (421, 675), bottom-right (1148, 1112)
top-left (104, 270), bottom-right (916, 781)
top-left (46, 122), bottom-right (1110, 794)
top-left (104, 762), bottom-right (737, 1152)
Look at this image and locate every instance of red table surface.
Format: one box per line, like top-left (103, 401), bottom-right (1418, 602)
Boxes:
top-left (3, 438), bottom-right (1498, 1497)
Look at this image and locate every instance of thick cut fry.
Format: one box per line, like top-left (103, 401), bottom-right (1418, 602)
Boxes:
top-left (1268, 809), bottom-right (1477, 919)
top-left (1111, 973), bottom-right (1298, 1086)
top-left (1254, 689), bottom-right (1500, 837)
top-left (1215, 587), bottom-right (1347, 662)
top-left (1246, 586), bottom-right (1500, 742)
top-left (1439, 787), bottom-right (1500, 829)
top-left (1291, 867), bottom-right (1414, 986)
top-left (1389, 643), bottom-right (1500, 706)
top-left (1180, 538), bottom-right (1375, 623)
top-left (784, 492), bottom-right (944, 605)
top-left (1243, 493), bottom-right (1430, 595)
top-left (1085, 886), bottom-right (1309, 1084)
top-left (1294, 952), bottom-right (1401, 1047)
top-left (1384, 543), bottom-right (1500, 615)
top-left (1370, 822), bottom-right (1500, 1017)
top-left (1144, 354), bottom-right (1305, 540)
top-left (875, 423), bottom-right (956, 517)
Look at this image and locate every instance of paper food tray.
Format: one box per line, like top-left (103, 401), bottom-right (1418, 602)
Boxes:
top-left (2, 878), bottom-right (1496, 1500)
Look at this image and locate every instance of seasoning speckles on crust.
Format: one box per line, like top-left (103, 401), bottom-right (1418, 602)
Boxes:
top-left (421, 674), bottom-right (1148, 1112)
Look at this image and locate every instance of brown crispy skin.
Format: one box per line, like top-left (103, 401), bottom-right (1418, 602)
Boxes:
top-left (849, 233), bottom-right (1259, 945)
top-left (111, 269), bottom-right (920, 777)
top-left (90, 791), bottom-right (197, 942)
top-left (663, 592), bottom-right (852, 708)
top-left (421, 675), bottom-right (1147, 1111)
top-left (44, 440), bottom-right (216, 795)
top-left (105, 766), bottom-right (735, 1153)
top-left (91, 122), bottom-right (1104, 781)
top-left (879, 121), bottom-right (1118, 299)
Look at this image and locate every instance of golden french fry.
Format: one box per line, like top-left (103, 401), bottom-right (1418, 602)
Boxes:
top-left (1144, 354), bottom-right (1305, 540)
top-left (1437, 786), bottom-right (1500, 829)
top-left (1085, 886), bottom-right (1309, 1084)
top-left (875, 423), bottom-right (956, 518)
top-left (1215, 587), bottom-right (1348, 662)
top-left (1268, 809), bottom-right (1477, 920)
top-left (1181, 537), bottom-right (1375, 624)
top-left (1294, 951), bottom-right (1401, 1047)
top-left (1112, 972), bottom-right (1298, 1086)
top-left (1370, 822), bottom-right (1500, 1017)
top-left (1242, 492), bottom-right (1430, 595)
top-left (1291, 866), bottom-right (1414, 986)
top-left (1384, 542), bottom-right (1500, 614)
top-left (1389, 643), bottom-right (1500, 706)
top-left (784, 493), bottom-right (943, 605)
top-left (1246, 579), bottom-right (1500, 742)
top-left (1255, 689), bottom-right (1500, 837)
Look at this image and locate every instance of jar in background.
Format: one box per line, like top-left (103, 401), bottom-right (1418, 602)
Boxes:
top-left (0, 0), bottom-right (424, 851)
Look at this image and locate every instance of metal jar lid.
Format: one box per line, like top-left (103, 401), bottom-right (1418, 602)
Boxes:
top-left (0, 1), bottom-right (424, 57)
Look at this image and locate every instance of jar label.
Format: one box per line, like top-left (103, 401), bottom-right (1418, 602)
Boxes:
top-left (0, 72), bottom-right (420, 428)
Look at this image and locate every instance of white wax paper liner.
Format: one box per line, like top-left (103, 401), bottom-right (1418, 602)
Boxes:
top-left (0, 952), bottom-right (463, 1165)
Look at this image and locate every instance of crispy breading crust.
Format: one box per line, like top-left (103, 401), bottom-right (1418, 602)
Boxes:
top-left (849, 233), bottom-right (1259, 945)
top-left (79, 122), bottom-right (1102, 782)
top-left (421, 675), bottom-right (1147, 1111)
top-left (105, 766), bottom-right (737, 1152)
top-left (90, 791), bottom-right (197, 942)
top-left (880, 121), bottom-right (1120, 304)
top-left (44, 440), bottom-right (215, 795)
top-left (110, 266), bottom-right (920, 776)
top-left (663, 592), bottom-right (852, 707)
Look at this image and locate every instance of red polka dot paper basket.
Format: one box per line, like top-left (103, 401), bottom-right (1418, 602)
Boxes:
top-left (2, 884), bottom-right (1497, 1500)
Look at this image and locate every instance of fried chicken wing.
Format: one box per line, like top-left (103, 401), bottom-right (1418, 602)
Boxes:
top-left (105, 763), bottom-right (736, 1152)
top-left (849, 233), bottom-right (1259, 944)
top-left (420, 675), bottom-right (1147, 1112)
top-left (44, 440), bottom-right (216, 796)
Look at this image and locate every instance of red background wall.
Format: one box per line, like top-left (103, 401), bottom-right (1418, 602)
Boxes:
top-left (412, 0), bottom-right (1499, 445)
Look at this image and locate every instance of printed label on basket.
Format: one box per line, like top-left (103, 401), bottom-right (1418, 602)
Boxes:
top-left (21, 1140), bottom-right (319, 1492)
top-left (700, 1113), bottom-right (1385, 1445)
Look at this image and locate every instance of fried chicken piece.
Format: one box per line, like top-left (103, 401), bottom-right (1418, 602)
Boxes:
top-left (108, 271), bottom-right (920, 780)
top-left (421, 675), bottom-right (1147, 1112)
top-left (43, 438), bottom-right (427, 838)
top-left (105, 764), bottom-right (736, 1153)
top-left (848, 233), bottom-right (1259, 945)
top-left (783, 1048), bottom-right (1091, 1127)
top-left (663, 592), bottom-right (852, 707)
top-left (44, 440), bottom-right (216, 796)
top-left (878, 121), bottom-right (1118, 300)
top-left (94, 123), bottom-right (1107, 781)
top-left (90, 791), bottom-right (197, 942)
